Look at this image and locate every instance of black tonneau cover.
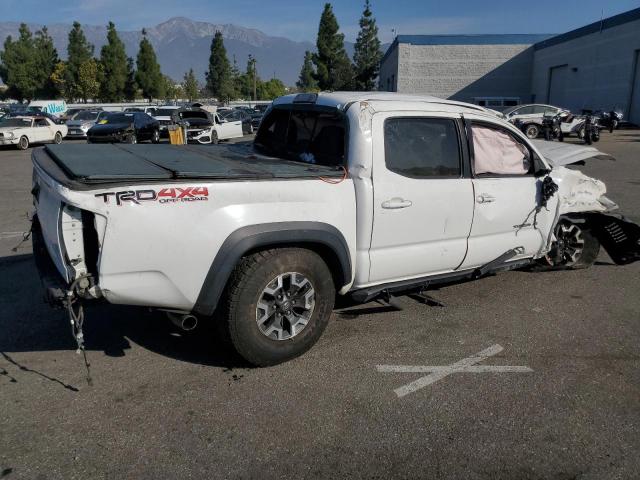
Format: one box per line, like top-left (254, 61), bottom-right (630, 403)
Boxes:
top-left (40, 143), bottom-right (343, 186)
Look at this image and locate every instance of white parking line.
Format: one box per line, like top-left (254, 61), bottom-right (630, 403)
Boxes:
top-left (0, 232), bottom-right (26, 239)
top-left (376, 344), bottom-right (533, 398)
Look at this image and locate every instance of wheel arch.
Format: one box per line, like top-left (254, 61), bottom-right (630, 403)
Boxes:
top-left (193, 222), bottom-right (352, 316)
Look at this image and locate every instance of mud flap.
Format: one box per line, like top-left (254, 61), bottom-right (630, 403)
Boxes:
top-left (586, 213), bottom-right (640, 265)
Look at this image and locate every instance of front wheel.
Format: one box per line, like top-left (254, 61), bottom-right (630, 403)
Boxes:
top-left (53, 131), bottom-right (63, 144)
top-left (211, 130), bottom-right (219, 145)
top-left (220, 248), bottom-right (335, 366)
top-left (17, 136), bottom-right (29, 150)
top-left (524, 124), bottom-right (540, 139)
top-left (540, 219), bottom-right (600, 270)
top-left (151, 129), bottom-right (160, 144)
top-left (126, 134), bottom-right (137, 144)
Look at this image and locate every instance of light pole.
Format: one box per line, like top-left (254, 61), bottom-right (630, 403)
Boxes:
top-left (248, 54), bottom-right (257, 104)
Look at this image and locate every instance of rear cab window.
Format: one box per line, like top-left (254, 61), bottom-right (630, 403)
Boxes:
top-left (254, 106), bottom-right (346, 167)
top-left (383, 117), bottom-right (462, 178)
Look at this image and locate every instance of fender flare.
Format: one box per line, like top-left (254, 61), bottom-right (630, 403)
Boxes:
top-left (192, 222), bottom-right (352, 316)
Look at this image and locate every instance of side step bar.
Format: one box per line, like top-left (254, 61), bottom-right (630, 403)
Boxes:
top-left (351, 248), bottom-right (530, 304)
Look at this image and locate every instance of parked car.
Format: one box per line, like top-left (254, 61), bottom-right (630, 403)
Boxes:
top-left (66, 110), bottom-right (105, 139)
top-left (27, 100), bottom-right (67, 118)
top-left (0, 115), bottom-right (67, 149)
top-left (250, 112), bottom-right (263, 130)
top-left (152, 106), bottom-right (181, 137)
top-left (87, 112), bottom-right (160, 144)
top-left (504, 104), bottom-right (568, 138)
top-left (30, 92), bottom-right (640, 367)
top-left (124, 106), bottom-right (158, 116)
top-left (172, 108), bottom-right (243, 144)
top-left (222, 109), bottom-right (254, 134)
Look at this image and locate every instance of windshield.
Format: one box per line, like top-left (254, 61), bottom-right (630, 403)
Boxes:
top-left (0, 118), bottom-right (32, 127)
top-left (179, 111), bottom-right (209, 120)
top-left (155, 108), bottom-right (177, 117)
top-left (99, 113), bottom-right (134, 124)
top-left (502, 105), bottom-right (521, 115)
top-left (73, 111), bottom-right (100, 121)
top-left (254, 107), bottom-right (345, 167)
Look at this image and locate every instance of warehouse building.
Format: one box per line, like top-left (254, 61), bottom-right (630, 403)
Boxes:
top-left (380, 7), bottom-right (640, 122)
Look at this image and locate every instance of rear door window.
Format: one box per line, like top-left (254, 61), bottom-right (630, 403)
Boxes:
top-left (383, 117), bottom-right (461, 178)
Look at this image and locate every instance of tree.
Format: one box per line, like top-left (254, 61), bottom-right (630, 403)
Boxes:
top-left (124, 57), bottom-right (137, 101)
top-left (77, 58), bottom-right (101, 101)
top-left (162, 75), bottom-right (179, 101)
top-left (353, 0), bottom-right (382, 91)
top-left (205, 31), bottom-right (234, 101)
top-left (0, 24), bottom-right (59, 100)
top-left (34, 27), bottom-right (59, 98)
top-left (135, 29), bottom-right (164, 101)
top-left (51, 61), bottom-right (69, 98)
top-left (296, 50), bottom-right (318, 91)
top-left (259, 78), bottom-right (286, 100)
top-left (313, 3), bottom-right (354, 91)
top-left (66, 22), bottom-right (94, 100)
top-left (182, 68), bottom-right (199, 101)
top-left (98, 22), bottom-right (128, 102)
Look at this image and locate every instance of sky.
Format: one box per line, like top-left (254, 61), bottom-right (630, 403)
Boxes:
top-left (1, 0), bottom-right (639, 43)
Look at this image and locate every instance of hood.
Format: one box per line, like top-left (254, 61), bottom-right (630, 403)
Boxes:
top-left (67, 119), bottom-right (95, 127)
top-left (531, 139), bottom-right (613, 167)
top-left (88, 123), bottom-right (132, 134)
top-left (0, 126), bottom-right (23, 132)
top-left (182, 118), bottom-right (212, 127)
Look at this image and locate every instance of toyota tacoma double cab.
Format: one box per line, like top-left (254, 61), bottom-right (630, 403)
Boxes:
top-left (31, 92), bottom-right (640, 366)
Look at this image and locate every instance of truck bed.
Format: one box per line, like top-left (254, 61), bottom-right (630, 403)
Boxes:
top-left (33, 143), bottom-right (344, 189)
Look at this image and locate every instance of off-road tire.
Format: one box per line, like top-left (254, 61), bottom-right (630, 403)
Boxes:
top-left (524, 124), bottom-right (540, 139)
top-left (17, 136), bottom-right (29, 150)
top-left (219, 248), bottom-right (335, 366)
top-left (538, 219), bottom-right (600, 270)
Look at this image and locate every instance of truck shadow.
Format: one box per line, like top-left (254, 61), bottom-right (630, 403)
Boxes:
top-left (0, 254), bottom-right (250, 369)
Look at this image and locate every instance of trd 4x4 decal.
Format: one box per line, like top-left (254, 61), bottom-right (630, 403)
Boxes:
top-left (95, 187), bottom-right (209, 206)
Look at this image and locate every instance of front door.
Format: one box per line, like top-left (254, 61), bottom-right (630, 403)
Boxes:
top-left (368, 113), bottom-right (475, 284)
top-left (459, 118), bottom-right (557, 269)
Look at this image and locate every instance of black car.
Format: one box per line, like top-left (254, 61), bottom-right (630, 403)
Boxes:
top-left (87, 112), bottom-right (160, 144)
top-left (222, 109), bottom-right (254, 134)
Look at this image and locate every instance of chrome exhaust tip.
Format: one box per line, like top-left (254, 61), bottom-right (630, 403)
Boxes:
top-left (166, 312), bottom-right (198, 331)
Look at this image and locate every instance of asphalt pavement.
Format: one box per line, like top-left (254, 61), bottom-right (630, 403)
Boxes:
top-left (0, 133), bottom-right (639, 479)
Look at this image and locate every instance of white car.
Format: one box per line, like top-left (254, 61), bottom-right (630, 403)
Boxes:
top-left (31, 92), bottom-right (640, 367)
top-left (0, 116), bottom-right (67, 149)
top-left (176, 109), bottom-right (243, 144)
top-left (503, 104), bottom-right (568, 138)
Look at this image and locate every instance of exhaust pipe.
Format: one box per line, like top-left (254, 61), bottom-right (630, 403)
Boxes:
top-left (166, 312), bottom-right (198, 331)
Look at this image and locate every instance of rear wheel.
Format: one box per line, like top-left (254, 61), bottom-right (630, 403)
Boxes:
top-left (220, 248), bottom-right (335, 366)
top-left (541, 219), bottom-right (600, 270)
top-left (524, 124), bottom-right (540, 139)
top-left (151, 129), bottom-right (160, 144)
top-left (17, 136), bottom-right (29, 150)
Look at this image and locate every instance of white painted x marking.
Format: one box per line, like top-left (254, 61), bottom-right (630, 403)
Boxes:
top-left (376, 344), bottom-right (533, 398)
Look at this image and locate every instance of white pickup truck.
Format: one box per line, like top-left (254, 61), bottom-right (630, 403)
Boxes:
top-left (31, 92), bottom-right (640, 366)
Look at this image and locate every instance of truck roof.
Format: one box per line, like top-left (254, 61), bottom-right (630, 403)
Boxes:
top-left (273, 91), bottom-right (494, 116)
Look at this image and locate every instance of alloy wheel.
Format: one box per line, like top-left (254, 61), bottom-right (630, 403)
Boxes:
top-left (255, 272), bottom-right (316, 341)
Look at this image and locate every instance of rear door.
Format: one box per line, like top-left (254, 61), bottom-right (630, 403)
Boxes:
top-left (368, 113), bottom-right (475, 284)
top-left (459, 117), bottom-right (556, 269)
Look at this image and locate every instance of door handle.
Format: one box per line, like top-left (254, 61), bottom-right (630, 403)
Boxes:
top-left (476, 194), bottom-right (496, 204)
top-left (382, 198), bottom-right (413, 209)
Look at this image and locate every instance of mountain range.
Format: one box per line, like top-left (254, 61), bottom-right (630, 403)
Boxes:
top-left (0, 17), bottom-right (364, 86)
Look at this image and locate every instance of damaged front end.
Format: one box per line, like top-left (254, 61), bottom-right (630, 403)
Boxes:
top-left (550, 165), bottom-right (640, 265)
